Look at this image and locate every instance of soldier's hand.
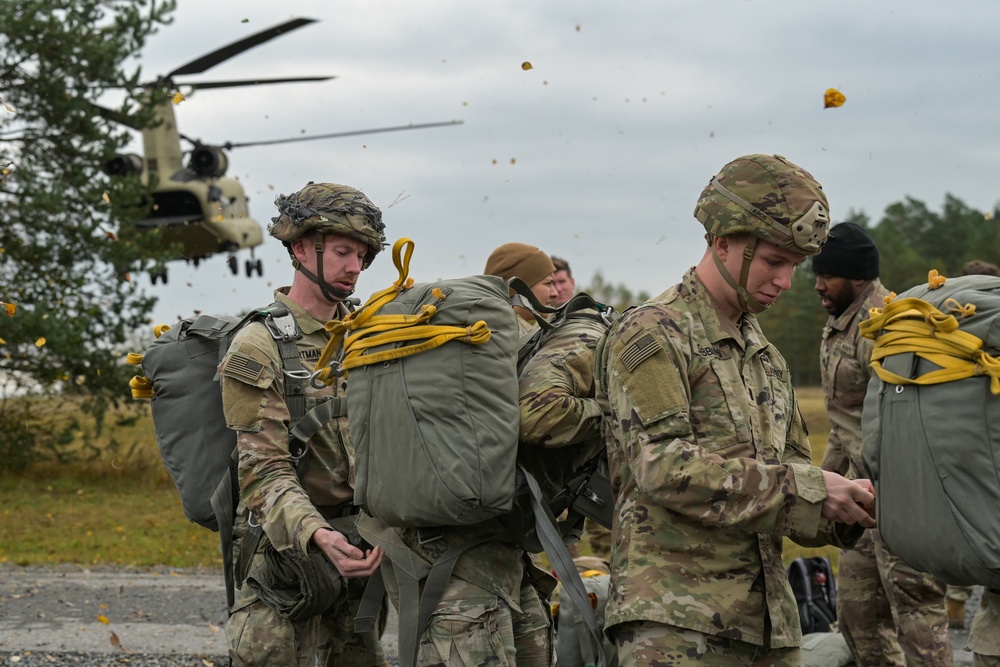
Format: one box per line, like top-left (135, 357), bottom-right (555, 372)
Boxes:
top-left (311, 527), bottom-right (383, 578)
top-left (820, 471), bottom-right (877, 528)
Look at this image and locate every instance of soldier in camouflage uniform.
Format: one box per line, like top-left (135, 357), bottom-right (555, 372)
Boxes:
top-left (219, 182), bottom-right (388, 667)
top-left (597, 154), bottom-right (878, 666)
top-left (813, 222), bottom-right (951, 667)
top-left (969, 589), bottom-right (1000, 666)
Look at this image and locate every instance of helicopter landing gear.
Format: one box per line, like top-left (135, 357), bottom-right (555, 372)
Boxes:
top-left (150, 267), bottom-right (169, 285)
top-left (245, 258), bottom-right (263, 277)
top-left (228, 255), bottom-right (238, 275)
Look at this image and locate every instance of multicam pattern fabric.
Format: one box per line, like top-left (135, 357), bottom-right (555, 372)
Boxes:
top-left (220, 290), bottom-right (383, 665)
top-left (611, 620), bottom-right (802, 667)
top-left (969, 588), bottom-right (1000, 657)
top-left (600, 268), bottom-right (860, 649)
top-left (819, 279), bottom-right (889, 479)
top-left (837, 529), bottom-right (950, 666)
top-left (517, 312), bottom-right (608, 499)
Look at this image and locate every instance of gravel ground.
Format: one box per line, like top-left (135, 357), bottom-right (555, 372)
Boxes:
top-left (0, 563), bottom-right (982, 666)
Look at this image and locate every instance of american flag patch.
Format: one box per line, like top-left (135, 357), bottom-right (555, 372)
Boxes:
top-left (620, 332), bottom-right (661, 372)
top-left (226, 353), bottom-right (265, 382)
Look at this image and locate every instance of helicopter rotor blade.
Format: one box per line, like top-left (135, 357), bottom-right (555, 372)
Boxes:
top-left (89, 101), bottom-right (139, 129)
top-left (167, 18), bottom-right (317, 78)
top-left (177, 75), bottom-right (336, 91)
top-left (221, 120), bottom-right (464, 150)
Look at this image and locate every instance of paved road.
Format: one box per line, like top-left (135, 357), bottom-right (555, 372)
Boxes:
top-left (0, 563), bottom-right (981, 665)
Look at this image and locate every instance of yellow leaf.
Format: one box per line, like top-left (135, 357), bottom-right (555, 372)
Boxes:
top-left (3, 302), bottom-right (15, 316)
top-left (824, 88), bottom-right (846, 109)
top-left (172, 91), bottom-right (186, 105)
top-left (215, 215), bottom-right (224, 222)
top-left (34, 337), bottom-right (45, 348)
top-left (98, 614), bottom-right (109, 625)
top-left (102, 192), bottom-right (111, 204)
top-left (0, 338), bottom-right (5, 345)
top-left (521, 61), bottom-right (533, 71)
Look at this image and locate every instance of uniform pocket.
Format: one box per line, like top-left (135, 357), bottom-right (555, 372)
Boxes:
top-left (422, 596), bottom-right (515, 667)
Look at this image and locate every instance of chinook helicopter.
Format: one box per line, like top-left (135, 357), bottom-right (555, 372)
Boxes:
top-left (101, 17), bottom-right (461, 283)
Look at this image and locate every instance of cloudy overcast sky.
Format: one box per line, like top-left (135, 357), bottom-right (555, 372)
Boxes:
top-left (124, 0), bottom-right (1000, 323)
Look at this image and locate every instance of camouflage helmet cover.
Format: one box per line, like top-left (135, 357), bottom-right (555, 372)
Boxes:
top-left (693, 154), bottom-right (830, 256)
top-left (269, 182), bottom-right (386, 267)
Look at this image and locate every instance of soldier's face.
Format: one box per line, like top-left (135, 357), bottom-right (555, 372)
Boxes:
top-left (531, 273), bottom-right (559, 307)
top-left (813, 273), bottom-right (856, 316)
top-left (722, 239), bottom-right (802, 308)
top-left (293, 233), bottom-right (367, 294)
top-left (553, 270), bottom-right (575, 306)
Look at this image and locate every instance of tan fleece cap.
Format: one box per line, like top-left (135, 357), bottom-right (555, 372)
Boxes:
top-left (483, 242), bottom-right (556, 287)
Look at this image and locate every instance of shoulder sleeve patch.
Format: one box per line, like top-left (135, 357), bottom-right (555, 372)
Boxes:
top-left (225, 352), bottom-right (265, 383)
top-left (619, 332), bottom-right (663, 372)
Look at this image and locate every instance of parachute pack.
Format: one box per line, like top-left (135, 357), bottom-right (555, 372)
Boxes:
top-left (861, 272), bottom-right (1000, 589)
top-left (786, 556), bottom-right (838, 634)
top-left (320, 238), bottom-right (612, 667)
top-left (128, 303), bottom-right (331, 606)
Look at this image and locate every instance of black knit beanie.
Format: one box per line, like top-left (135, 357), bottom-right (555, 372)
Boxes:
top-left (811, 222), bottom-right (879, 279)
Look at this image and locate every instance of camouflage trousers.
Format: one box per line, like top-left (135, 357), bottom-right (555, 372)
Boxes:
top-left (584, 518), bottom-right (612, 560)
top-left (382, 563), bottom-right (552, 666)
top-left (225, 576), bottom-right (386, 667)
top-left (609, 621), bottom-right (801, 667)
top-left (837, 528), bottom-right (950, 667)
top-left (968, 589), bottom-right (1000, 659)
top-left (947, 584), bottom-right (974, 602)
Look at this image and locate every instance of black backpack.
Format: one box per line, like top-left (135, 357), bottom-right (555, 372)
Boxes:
top-left (787, 556), bottom-right (838, 634)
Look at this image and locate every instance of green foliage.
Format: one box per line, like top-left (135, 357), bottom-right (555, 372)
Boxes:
top-left (761, 196), bottom-right (1000, 384)
top-left (583, 270), bottom-right (652, 313)
top-left (0, 0), bottom-right (176, 469)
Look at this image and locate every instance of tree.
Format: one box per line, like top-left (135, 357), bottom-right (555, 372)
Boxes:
top-left (0, 0), bottom-right (176, 469)
top-left (583, 270), bottom-right (652, 313)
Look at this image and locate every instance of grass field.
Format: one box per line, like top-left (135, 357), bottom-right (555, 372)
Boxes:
top-left (0, 387), bottom-right (840, 571)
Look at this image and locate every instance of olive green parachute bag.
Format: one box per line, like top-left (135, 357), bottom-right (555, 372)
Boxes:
top-left (313, 237), bottom-right (520, 527)
top-left (861, 271), bottom-right (1000, 589)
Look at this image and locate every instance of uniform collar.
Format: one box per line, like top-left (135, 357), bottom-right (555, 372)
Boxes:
top-left (681, 268), bottom-right (767, 355)
top-left (273, 288), bottom-right (345, 336)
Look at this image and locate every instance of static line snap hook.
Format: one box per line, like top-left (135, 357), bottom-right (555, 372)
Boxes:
top-left (895, 385), bottom-right (904, 394)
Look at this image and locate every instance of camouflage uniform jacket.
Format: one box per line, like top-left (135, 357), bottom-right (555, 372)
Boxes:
top-left (600, 268), bottom-right (861, 648)
top-left (819, 279), bottom-right (889, 479)
top-left (518, 311), bottom-right (609, 500)
top-left (518, 314), bottom-right (540, 338)
top-left (220, 290), bottom-right (353, 571)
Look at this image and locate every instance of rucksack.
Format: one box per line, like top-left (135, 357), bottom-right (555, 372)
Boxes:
top-left (861, 272), bottom-right (1000, 589)
top-left (128, 303), bottom-right (332, 607)
top-left (787, 556), bottom-right (838, 634)
top-left (328, 238), bottom-right (609, 667)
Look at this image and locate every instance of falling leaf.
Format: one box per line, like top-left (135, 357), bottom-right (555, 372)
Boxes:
top-left (215, 215), bottom-right (224, 222)
top-left (824, 88), bottom-right (845, 109)
top-left (491, 159), bottom-right (498, 165)
top-left (510, 158), bottom-right (516, 165)
top-left (521, 61), bottom-right (533, 71)
top-left (101, 191), bottom-right (110, 204)
top-left (575, 24), bottom-right (581, 32)
top-left (2, 101), bottom-right (15, 114)
top-left (35, 337), bottom-right (45, 348)
top-left (3, 302), bottom-right (15, 316)
top-left (110, 631), bottom-right (125, 651)
top-left (985, 212), bottom-right (993, 221)
top-left (241, 18), bottom-right (249, 23)
top-left (98, 614), bottom-right (110, 625)
top-left (123, 273), bottom-right (131, 282)
top-left (106, 231), bottom-right (117, 240)
top-left (172, 91), bottom-right (186, 105)
top-left (0, 338), bottom-right (5, 345)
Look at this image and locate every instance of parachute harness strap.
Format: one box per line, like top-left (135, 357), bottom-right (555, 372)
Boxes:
top-left (312, 238), bottom-right (492, 386)
top-left (860, 271), bottom-right (1000, 395)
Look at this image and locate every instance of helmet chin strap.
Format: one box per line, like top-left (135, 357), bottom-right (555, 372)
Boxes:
top-left (291, 233), bottom-right (355, 303)
top-left (711, 235), bottom-right (769, 315)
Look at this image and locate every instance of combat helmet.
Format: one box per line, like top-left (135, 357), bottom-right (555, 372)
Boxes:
top-left (269, 182), bottom-right (386, 301)
top-left (693, 154), bottom-right (830, 313)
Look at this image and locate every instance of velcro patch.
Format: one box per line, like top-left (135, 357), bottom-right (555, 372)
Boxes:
top-left (620, 332), bottom-right (662, 372)
top-left (225, 352), bottom-right (265, 383)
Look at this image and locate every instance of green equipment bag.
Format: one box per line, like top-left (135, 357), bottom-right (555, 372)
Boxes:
top-left (320, 239), bottom-right (520, 527)
top-left (129, 312), bottom-right (245, 531)
top-left (861, 272), bottom-right (1000, 589)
